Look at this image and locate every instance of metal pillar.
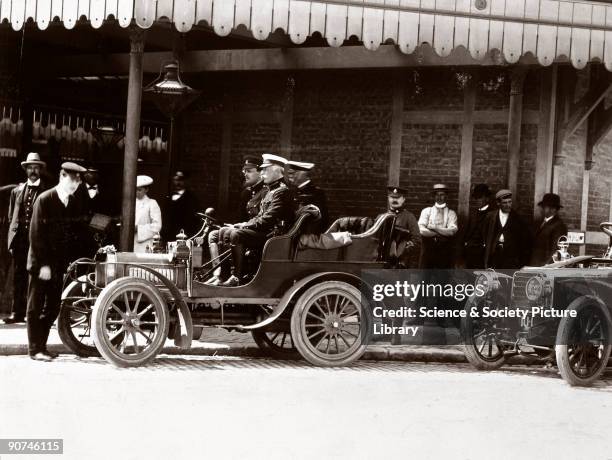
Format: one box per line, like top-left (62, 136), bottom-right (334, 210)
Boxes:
top-left (120, 29), bottom-right (145, 251)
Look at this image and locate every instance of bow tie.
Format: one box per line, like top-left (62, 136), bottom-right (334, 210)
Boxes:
top-left (88, 185), bottom-right (98, 190)
top-left (27, 184), bottom-right (39, 188)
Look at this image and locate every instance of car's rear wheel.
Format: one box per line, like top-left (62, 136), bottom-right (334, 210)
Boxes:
top-left (291, 280), bottom-right (370, 367)
top-left (92, 278), bottom-right (169, 367)
top-left (461, 296), bottom-right (507, 370)
top-left (251, 328), bottom-right (300, 360)
top-left (556, 299), bottom-right (612, 387)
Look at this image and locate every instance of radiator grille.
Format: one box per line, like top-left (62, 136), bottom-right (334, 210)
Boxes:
top-left (128, 267), bottom-right (176, 284)
top-left (512, 271), bottom-right (540, 308)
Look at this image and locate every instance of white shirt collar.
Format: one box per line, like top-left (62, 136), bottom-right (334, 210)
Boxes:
top-left (297, 180), bottom-right (311, 189)
top-left (55, 185), bottom-right (70, 207)
top-left (434, 202), bottom-right (447, 209)
top-left (27, 178), bottom-right (40, 187)
top-left (544, 215), bottom-right (554, 223)
top-left (479, 204), bottom-right (489, 211)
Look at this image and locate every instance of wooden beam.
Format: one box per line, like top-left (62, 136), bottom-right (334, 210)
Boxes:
top-left (279, 76), bottom-right (295, 159)
top-left (562, 77), bottom-right (612, 140)
top-left (534, 65), bottom-right (558, 217)
top-left (458, 75), bottom-right (476, 221)
top-left (507, 67), bottom-right (527, 197)
top-left (403, 109), bottom-right (539, 125)
top-left (35, 45), bottom-right (547, 78)
top-left (388, 72), bottom-right (404, 187)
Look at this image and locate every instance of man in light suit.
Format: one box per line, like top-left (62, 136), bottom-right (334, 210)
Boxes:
top-left (134, 175), bottom-right (162, 253)
top-left (2, 152), bottom-right (50, 325)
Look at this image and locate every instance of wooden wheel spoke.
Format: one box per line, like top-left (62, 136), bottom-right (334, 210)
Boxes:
top-left (325, 336), bottom-right (331, 354)
top-left (315, 333), bottom-right (329, 349)
top-left (337, 297), bottom-right (351, 317)
top-left (307, 311), bottom-right (326, 322)
top-left (138, 321), bottom-right (159, 326)
top-left (342, 329), bottom-right (359, 338)
top-left (137, 304), bottom-right (155, 319)
top-left (338, 332), bottom-right (352, 349)
top-left (111, 304), bottom-right (127, 319)
top-left (307, 328), bottom-right (326, 340)
top-left (130, 331), bottom-right (140, 354)
top-left (314, 301), bottom-right (327, 318)
top-left (135, 328), bottom-right (153, 345)
top-left (334, 335), bottom-right (340, 354)
top-left (270, 332), bottom-right (281, 343)
top-left (109, 327), bottom-right (125, 343)
top-left (132, 292), bottom-right (143, 314)
top-left (280, 333), bottom-right (287, 349)
top-left (123, 292), bottom-right (132, 314)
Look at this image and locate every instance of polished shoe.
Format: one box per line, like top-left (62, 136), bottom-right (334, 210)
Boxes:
top-left (43, 349), bottom-right (59, 359)
top-left (204, 275), bottom-right (223, 286)
top-left (222, 275), bottom-right (240, 287)
top-left (1, 315), bottom-right (25, 325)
top-left (30, 352), bottom-right (54, 362)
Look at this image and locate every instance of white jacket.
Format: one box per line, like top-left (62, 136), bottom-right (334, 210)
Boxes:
top-left (134, 196), bottom-right (162, 253)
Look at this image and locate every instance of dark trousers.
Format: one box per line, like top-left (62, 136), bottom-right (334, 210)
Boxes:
top-left (26, 270), bottom-right (64, 355)
top-left (228, 228), bottom-right (268, 277)
top-left (464, 245), bottom-right (485, 269)
top-left (421, 237), bottom-right (454, 269)
top-left (490, 243), bottom-right (520, 269)
top-left (10, 241), bottom-right (29, 320)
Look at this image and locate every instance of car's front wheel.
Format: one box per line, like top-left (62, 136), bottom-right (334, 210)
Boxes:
top-left (290, 280), bottom-right (371, 367)
top-left (92, 278), bottom-right (169, 367)
top-left (555, 298), bottom-right (612, 387)
top-left (461, 296), bottom-right (507, 370)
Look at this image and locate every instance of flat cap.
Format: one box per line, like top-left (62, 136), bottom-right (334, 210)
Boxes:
top-left (433, 183), bottom-right (448, 191)
top-left (61, 162), bottom-right (87, 173)
top-left (136, 175), bottom-right (154, 188)
top-left (287, 160), bottom-right (315, 171)
top-left (387, 185), bottom-right (407, 197)
top-left (260, 153), bottom-right (288, 168)
top-left (495, 189), bottom-right (512, 200)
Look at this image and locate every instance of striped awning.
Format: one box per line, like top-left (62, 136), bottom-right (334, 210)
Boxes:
top-left (3, 0), bottom-right (612, 70)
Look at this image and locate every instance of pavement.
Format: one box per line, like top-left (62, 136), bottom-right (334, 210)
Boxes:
top-left (0, 322), bottom-right (472, 363)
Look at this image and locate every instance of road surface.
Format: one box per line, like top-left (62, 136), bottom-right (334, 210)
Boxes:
top-left (1, 355), bottom-right (611, 460)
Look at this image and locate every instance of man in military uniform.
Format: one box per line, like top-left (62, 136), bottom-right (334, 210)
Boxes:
top-left (462, 183), bottom-right (492, 268)
top-left (386, 185), bottom-right (421, 268)
top-left (3, 152), bottom-right (50, 324)
top-left (162, 171), bottom-right (200, 241)
top-left (27, 162), bottom-right (86, 361)
top-left (483, 189), bottom-right (531, 269)
top-left (205, 156), bottom-right (266, 285)
top-left (530, 193), bottom-right (567, 266)
top-left (286, 160), bottom-right (329, 233)
top-left (223, 154), bottom-right (295, 286)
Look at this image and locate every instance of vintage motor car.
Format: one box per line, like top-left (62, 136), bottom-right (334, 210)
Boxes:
top-left (462, 223), bottom-right (612, 386)
top-left (58, 210), bottom-right (398, 368)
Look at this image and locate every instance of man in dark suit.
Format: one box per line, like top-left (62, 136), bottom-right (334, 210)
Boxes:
top-left (2, 152), bottom-right (50, 324)
top-left (286, 160), bottom-right (328, 233)
top-left (27, 162), bottom-right (86, 361)
top-left (162, 171), bottom-right (200, 241)
top-left (462, 184), bottom-right (492, 268)
top-left (73, 166), bottom-right (109, 257)
top-left (483, 189), bottom-right (532, 269)
top-left (223, 154), bottom-right (295, 286)
top-left (530, 193), bottom-right (567, 266)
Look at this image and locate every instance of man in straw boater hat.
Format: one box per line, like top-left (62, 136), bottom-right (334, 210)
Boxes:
top-left (27, 161), bottom-right (87, 361)
top-left (418, 183), bottom-right (458, 268)
top-left (2, 152), bottom-right (50, 325)
top-left (482, 189), bottom-right (531, 269)
top-left (530, 193), bottom-right (567, 266)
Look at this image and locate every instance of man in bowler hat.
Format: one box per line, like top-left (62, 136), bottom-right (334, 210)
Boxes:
top-left (530, 193), bottom-right (567, 266)
top-left (27, 162), bottom-right (86, 361)
top-left (3, 152), bottom-right (50, 324)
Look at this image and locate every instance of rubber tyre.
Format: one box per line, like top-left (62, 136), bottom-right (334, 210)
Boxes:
top-left (92, 277), bottom-right (169, 367)
top-left (555, 299), bottom-right (612, 387)
top-left (290, 280), bottom-right (371, 367)
top-left (251, 329), bottom-right (301, 360)
top-left (461, 296), bottom-right (506, 371)
top-left (58, 281), bottom-right (100, 357)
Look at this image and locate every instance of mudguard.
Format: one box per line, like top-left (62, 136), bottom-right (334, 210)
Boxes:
top-left (239, 271), bottom-right (361, 330)
top-left (112, 264), bottom-right (193, 349)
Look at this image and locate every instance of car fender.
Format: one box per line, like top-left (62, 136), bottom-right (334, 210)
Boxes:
top-left (112, 264), bottom-right (193, 350)
top-left (239, 271), bottom-right (362, 331)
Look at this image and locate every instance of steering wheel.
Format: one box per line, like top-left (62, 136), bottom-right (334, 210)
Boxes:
top-left (600, 222), bottom-right (612, 238)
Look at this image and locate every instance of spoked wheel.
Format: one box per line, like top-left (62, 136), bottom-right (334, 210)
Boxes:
top-left (58, 281), bottom-right (99, 357)
top-left (461, 296), bottom-right (507, 370)
top-left (92, 278), bottom-right (169, 367)
top-left (290, 281), bottom-right (371, 367)
top-left (251, 327), bottom-right (300, 360)
top-left (556, 299), bottom-right (612, 386)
